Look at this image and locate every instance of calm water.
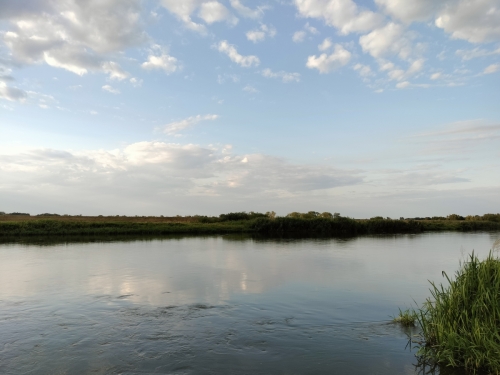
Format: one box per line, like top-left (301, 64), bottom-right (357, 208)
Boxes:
top-left (1, 232), bottom-right (499, 375)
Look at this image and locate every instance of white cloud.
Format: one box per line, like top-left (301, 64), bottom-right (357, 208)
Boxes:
top-left (396, 81), bottom-right (410, 89)
top-left (375, 0), bottom-right (500, 43)
top-left (353, 63), bottom-right (372, 77)
top-left (261, 68), bottom-right (301, 83)
top-left (217, 73), bottom-right (240, 84)
top-left (484, 64), bottom-right (500, 74)
top-left (306, 44), bottom-right (351, 73)
top-left (130, 77), bottom-right (143, 87)
top-left (142, 49), bottom-right (179, 74)
top-left (230, 0), bottom-right (268, 19)
top-left (435, 0), bottom-right (500, 43)
top-left (216, 40), bottom-right (260, 67)
top-left (456, 47), bottom-right (500, 60)
top-left (295, 0), bottom-right (384, 34)
top-left (164, 114), bottom-right (219, 135)
top-left (375, 0), bottom-right (438, 23)
top-left (243, 85), bottom-right (258, 93)
top-left (160, 0), bottom-right (207, 34)
top-left (318, 38), bottom-right (333, 51)
top-left (246, 24), bottom-right (276, 43)
top-left (0, 141), bottom-right (363, 212)
top-left (1, 0), bottom-right (144, 79)
top-left (359, 23), bottom-right (413, 60)
top-left (0, 81), bottom-right (27, 102)
top-left (430, 72), bottom-right (442, 80)
top-left (198, 1), bottom-right (238, 25)
top-left (102, 85), bottom-right (120, 94)
top-left (292, 31), bottom-right (307, 43)
top-left (292, 23), bottom-right (319, 43)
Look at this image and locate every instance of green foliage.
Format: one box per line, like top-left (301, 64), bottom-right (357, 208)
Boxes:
top-left (250, 216), bottom-right (423, 236)
top-left (447, 214), bottom-right (465, 221)
top-left (218, 211), bottom-right (267, 221)
top-left (415, 252), bottom-right (500, 374)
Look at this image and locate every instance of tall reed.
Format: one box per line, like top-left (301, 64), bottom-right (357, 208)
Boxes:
top-left (416, 251), bottom-right (500, 374)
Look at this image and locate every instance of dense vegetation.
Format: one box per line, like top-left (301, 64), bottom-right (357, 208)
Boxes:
top-left (0, 211), bottom-right (499, 237)
top-left (411, 252), bottom-right (500, 374)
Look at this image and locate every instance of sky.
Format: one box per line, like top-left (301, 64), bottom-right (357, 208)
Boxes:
top-left (0, 0), bottom-right (499, 218)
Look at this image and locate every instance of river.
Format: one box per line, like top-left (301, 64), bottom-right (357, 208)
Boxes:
top-left (1, 232), bottom-right (498, 374)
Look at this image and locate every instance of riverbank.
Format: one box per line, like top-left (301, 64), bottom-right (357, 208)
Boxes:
top-left (1, 215), bottom-right (499, 237)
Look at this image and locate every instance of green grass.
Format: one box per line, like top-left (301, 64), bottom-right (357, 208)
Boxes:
top-left (393, 308), bottom-right (418, 327)
top-left (413, 252), bottom-right (500, 374)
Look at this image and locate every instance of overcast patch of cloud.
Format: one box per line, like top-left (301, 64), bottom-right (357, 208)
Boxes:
top-left (0, 142), bottom-right (365, 212)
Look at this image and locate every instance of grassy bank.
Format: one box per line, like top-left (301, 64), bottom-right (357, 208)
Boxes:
top-left (0, 219), bottom-right (249, 237)
top-left (0, 213), bottom-right (499, 237)
top-left (409, 252), bottom-right (500, 374)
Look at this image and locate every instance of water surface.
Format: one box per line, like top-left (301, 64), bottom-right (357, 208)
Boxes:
top-left (1, 232), bottom-right (498, 374)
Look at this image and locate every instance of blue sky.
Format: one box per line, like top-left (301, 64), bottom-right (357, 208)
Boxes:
top-left (0, 0), bottom-right (499, 217)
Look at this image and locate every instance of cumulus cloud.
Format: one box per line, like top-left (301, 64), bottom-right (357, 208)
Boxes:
top-left (1, 0), bottom-right (144, 79)
top-left (216, 40), bottom-right (260, 67)
top-left (375, 0), bottom-right (500, 43)
top-left (295, 0), bottom-right (384, 34)
top-left (246, 24), bottom-right (276, 43)
top-left (435, 0), bottom-right (500, 43)
top-left (359, 22), bottom-right (414, 60)
top-left (159, 0), bottom-right (207, 33)
top-left (306, 44), bottom-right (351, 73)
top-left (142, 47), bottom-right (179, 74)
top-left (375, 0), bottom-right (439, 23)
top-left (198, 1), bottom-right (238, 25)
top-left (163, 114), bottom-right (219, 135)
top-left (0, 81), bottom-right (27, 102)
top-left (261, 68), bottom-right (301, 83)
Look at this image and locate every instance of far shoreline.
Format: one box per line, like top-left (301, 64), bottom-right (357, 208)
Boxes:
top-left (1, 212), bottom-right (499, 238)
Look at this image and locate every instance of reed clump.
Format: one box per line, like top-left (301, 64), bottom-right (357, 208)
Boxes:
top-left (393, 308), bottom-right (418, 327)
top-left (416, 251), bottom-right (500, 374)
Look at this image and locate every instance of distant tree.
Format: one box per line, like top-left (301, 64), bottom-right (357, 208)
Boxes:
top-left (333, 212), bottom-right (341, 219)
top-left (266, 211), bottom-right (276, 219)
top-left (0, 211), bottom-right (5, 215)
top-left (447, 214), bottom-right (465, 221)
top-left (320, 212), bottom-right (333, 219)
